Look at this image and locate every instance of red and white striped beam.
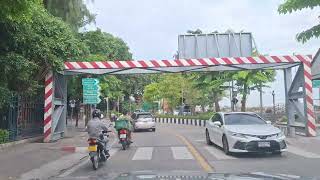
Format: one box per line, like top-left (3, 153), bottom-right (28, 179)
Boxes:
top-left (44, 71), bottom-right (53, 142)
top-left (59, 54), bottom-right (317, 137)
top-left (64, 55), bottom-right (311, 70)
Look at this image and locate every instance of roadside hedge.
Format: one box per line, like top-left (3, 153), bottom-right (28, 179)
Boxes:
top-left (0, 129), bottom-right (9, 144)
top-left (156, 112), bottom-right (214, 120)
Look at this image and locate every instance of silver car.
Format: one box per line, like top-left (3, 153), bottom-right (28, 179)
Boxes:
top-left (132, 113), bottom-right (156, 132)
top-left (205, 112), bottom-right (287, 155)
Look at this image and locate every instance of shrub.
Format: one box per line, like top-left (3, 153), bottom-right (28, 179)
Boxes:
top-left (156, 112), bottom-right (215, 120)
top-left (0, 129), bottom-right (9, 144)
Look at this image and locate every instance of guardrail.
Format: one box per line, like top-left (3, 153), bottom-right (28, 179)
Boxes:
top-left (155, 117), bottom-right (207, 127)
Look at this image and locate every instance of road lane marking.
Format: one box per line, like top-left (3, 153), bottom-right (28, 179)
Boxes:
top-left (287, 145), bottom-right (320, 158)
top-left (171, 147), bottom-right (194, 160)
top-left (174, 133), bottom-right (214, 172)
top-left (204, 146), bottom-right (237, 160)
top-left (132, 147), bottom-right (153, 160)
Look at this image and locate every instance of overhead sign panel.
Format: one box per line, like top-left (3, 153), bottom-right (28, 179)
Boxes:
top-left (178, 33), bottom-right (252, 59)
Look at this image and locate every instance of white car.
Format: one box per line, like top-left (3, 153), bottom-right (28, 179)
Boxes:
top-left (205, 112), bottom-right (287, 155)
top-left (132, 112), bottom-right (156, 132)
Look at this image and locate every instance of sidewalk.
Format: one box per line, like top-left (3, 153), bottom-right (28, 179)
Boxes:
top-left (0, 120), bottom-right (88, 180)
top-left (286, 135), bottom-right (320, 155)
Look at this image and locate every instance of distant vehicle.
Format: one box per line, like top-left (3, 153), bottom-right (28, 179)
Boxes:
top-left (131, 112), bottom-right (156, 132)
top-left (179, 105), bottom-right (192, 116)
top-left (173, 110), bottom-right (179, 116)
top-left (205, 112), bottom-right (286, 155)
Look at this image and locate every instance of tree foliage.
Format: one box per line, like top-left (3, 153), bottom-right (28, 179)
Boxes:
top-left (0, 2), bottom-right (88, 107)
top-left (278, 0), bottom-right (320, 43)
top-left (44, 0), bottom-right (95, 31)
top-left (79, 29), bottom-right (132, 61)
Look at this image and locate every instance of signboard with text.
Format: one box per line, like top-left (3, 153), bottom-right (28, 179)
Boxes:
top-left (82, 78), bottom-right (101, 104)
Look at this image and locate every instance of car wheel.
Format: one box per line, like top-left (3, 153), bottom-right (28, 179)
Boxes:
top-left (222, 135), bottom-right (230, 155)
top-left (206, 130), bottom-right (213, 145)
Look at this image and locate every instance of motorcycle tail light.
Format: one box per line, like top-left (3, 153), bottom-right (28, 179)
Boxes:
top-left (119, 129), bottom-right (127, 134)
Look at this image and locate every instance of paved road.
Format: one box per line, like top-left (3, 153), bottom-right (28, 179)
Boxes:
top-left (53, 123), bottom-right (320, 179)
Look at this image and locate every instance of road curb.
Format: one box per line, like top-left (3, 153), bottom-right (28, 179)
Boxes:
top-left (0, 136), bottom-right (43, 151)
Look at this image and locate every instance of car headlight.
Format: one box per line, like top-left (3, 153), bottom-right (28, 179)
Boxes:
top-left (277, 131), bottom-right (285, 138)
top-left (230, 132), bottom-right (247, 138)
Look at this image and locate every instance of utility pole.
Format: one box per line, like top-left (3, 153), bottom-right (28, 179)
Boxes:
top-left (231, 81), bottom-right (234, 111)
top-left (272, 91), bottom-right (276, 115)
top-left (259, 83), bottom-right (263, 115)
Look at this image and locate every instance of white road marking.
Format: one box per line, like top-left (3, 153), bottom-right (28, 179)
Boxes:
top-left (195, 139), bottom-right (205, 142)
top-left (171, 147), bottom-right (194, 160)
top-left (204, 146), bottom-right (237, 160)
top-left (132, 147), bottom-right (154, 160)
top-left (287, 145), bottom-right (320, 158)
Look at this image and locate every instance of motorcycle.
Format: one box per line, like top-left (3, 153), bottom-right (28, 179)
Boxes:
top-left (88, 130), bottom-right (111, 170)
top-left (118, 128), bottom-right (130, 150)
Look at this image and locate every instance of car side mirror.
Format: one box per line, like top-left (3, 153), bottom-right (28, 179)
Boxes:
top-left (213, 121), bottom-right (222, 127)
top-left (266, 121), bottom-right (271, 125)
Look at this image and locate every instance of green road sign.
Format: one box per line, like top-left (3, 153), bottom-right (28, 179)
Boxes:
top-left (313, 80), bottom-right (320, 88)
top-left (82, 78), bottom-right (99, 85)
top-left (82, 78), bottom-right (101, 104)
top-left (83, 84), bottom-right (101, 91)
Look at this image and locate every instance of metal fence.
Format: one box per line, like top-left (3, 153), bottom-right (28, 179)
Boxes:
top-left (0, 95), bottom-right (44, 141)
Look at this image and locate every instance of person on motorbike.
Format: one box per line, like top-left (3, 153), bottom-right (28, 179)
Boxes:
top-left (86, 109), bottom-right (110, 158)
top-left (117, 111), bottom-right (133, 143)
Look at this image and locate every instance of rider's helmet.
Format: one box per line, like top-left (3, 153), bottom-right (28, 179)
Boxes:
top-left (92, 109), bottom-right (101, 118)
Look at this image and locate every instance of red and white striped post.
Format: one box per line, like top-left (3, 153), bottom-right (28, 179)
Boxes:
top-left (44, 71), bottom-right (54, 142)
top-left (302, 60), bottom-right (317, 137)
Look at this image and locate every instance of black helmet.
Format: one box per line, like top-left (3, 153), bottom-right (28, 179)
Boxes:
top-left (92, 109), bottom-right (101, 118)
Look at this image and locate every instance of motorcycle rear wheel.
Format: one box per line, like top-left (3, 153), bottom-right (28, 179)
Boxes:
top-left (121, 141), bottom-right (127, 150)
top-left (91, 156), bottom-right (99, 170)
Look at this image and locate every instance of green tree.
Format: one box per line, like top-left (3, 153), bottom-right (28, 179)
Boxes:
top-left (0, 3), bottom-right (88, 107)
top-left (278, 0), bottom-right (320, 43)
top-left (44, 0), bottom-right (95, 31)
top-left (67, 29), bottom-right (133, 110)
top-left (233, 70), bottom-right (276, 111)
top-left (79, 29), bottom-right (132, 61)
top-left (143, 83), bottom-right (161, 103)
top-left (192, 72), bottom-right (233, 112)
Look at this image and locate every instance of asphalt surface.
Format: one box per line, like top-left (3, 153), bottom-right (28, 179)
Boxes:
top-left (53, 123), bottom-right (320, 179)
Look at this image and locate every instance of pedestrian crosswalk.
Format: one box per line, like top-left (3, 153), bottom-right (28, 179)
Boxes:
top-left (132, 147), bottom-right (154, 160)
top-left (171, 147), bottom-right (194, 160)
top-left (110, 144), bottom-right (320, 162)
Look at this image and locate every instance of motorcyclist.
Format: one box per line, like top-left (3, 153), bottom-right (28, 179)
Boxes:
top-left (117, 111), bottom-right (133, 143)
top-left (86, 109), bottom-right (110, 158)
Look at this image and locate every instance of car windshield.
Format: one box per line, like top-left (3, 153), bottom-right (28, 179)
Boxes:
top-left (224, 114), bottom-right (266, 125)
top-left (137, 114), bottom-right (152, 119)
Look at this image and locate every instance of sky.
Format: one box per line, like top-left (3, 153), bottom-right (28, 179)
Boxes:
top-left (85, 0), bottom-right (320, 107)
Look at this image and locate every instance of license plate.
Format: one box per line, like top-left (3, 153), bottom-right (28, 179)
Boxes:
top-left (88, 145), bottom-right (97, 152)
top-left (258, 142), bottom-right (270, 147)
top-left (120, 134), bottom-right (126, 138)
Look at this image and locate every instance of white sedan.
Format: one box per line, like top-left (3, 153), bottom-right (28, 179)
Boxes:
top-left (205, 112), bottom-right (287, 155)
